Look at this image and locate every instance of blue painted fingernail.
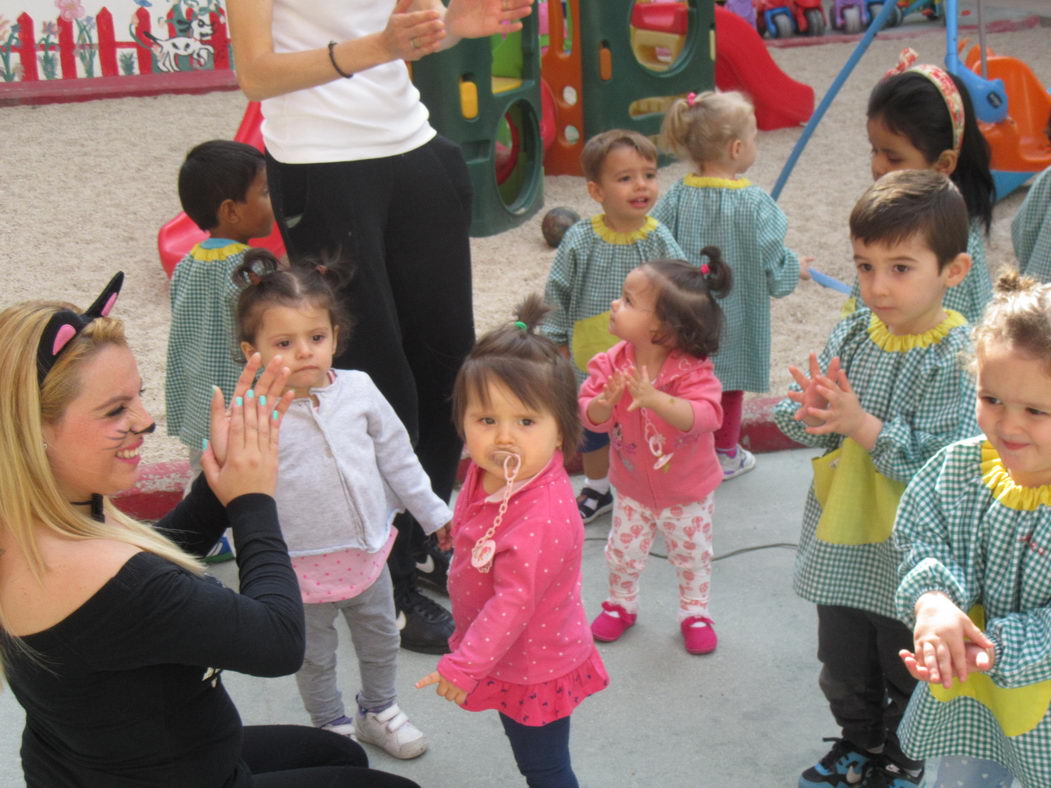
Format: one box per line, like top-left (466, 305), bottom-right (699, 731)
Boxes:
top-left (259, 395), bottom-right (267, 407)
top-left (235, 396), bottom-right (243, 407)
top-left (202, 438), bottom-right (209, 451)
top-left (246, 389), bottom-right (255, 399)
top-left (272, 410), bottom-right (279, 420)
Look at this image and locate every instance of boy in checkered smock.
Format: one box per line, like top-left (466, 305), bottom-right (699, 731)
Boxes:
top-left (1013, 164), bottom-right (1051, 283)
top-left (893, 273), bottom-right (1051, 788)
top-left (542, 130), bottom-right (683, 525)
top-left (165, 141), bottom-right (274, 477)
top-left (844, 54), bottom-right (998, 325)
top-left (774, 171), bottom-right (980, 788)
top-left (653, 90), bottom-right (806, 481)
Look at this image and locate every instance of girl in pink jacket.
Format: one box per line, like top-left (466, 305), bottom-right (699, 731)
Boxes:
top-left (580, 249), bottom-right (731, 655)
top-left (417, 295), bottom-right (608, 787)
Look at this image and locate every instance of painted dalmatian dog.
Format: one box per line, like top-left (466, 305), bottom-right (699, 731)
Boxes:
top-left (144, 15), bottom-right (214, 72)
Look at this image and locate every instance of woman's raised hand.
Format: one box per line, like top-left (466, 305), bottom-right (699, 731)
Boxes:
top-left (444, 0), bottom-right (534, 39)
top-left (201, 353), bottom-right (294, 505)
top-left (382, 0), bottom-right (446, 62)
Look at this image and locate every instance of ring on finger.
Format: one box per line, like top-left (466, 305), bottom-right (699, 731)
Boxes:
top-left (411, 37), bottom-right (419, 49)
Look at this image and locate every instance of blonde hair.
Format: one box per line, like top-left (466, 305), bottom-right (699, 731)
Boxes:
top-left (973, 271), bottom-right (1051, 372)
top-left (0, 301), bottom-right (203, 679)
top-left (660, 90), bottom-right (754, 167)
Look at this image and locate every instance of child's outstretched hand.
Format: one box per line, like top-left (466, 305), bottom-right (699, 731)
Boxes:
top-left (416, 670), bottom-right (468, 706)
top-left (786, 353), bottom-right (841, 427)
top-left (902, 592), bottom-right (996, 688)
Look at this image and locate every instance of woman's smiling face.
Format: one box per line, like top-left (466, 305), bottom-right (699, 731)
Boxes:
top-left (43, 344), bottom-right (153, 500)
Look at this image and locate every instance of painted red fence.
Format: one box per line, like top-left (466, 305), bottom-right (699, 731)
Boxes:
top-left (11, 6), bottom-right (230, 81)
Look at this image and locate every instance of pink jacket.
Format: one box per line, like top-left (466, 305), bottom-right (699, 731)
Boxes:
top-left (580, 341), bottom-right (723, 511)
top-left (438, 454), bottom-right (595, 693)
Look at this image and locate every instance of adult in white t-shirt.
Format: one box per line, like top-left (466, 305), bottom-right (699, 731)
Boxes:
top-left (227, 0), bottom-right (533, 658)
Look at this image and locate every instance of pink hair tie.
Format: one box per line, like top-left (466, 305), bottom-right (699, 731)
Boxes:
top-left (686, 91), bottom-right (697, 107)
top-left (884, 48), bottom-right (965, 154)
top-left (700, 263), bottom-right (710, 276)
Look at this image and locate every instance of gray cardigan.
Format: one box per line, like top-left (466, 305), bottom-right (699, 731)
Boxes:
top-left (274, 370), bottom-right (452, 556)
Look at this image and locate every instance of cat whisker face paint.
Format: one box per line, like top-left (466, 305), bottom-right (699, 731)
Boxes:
top-left (43, 346), bottom-right (154, 501)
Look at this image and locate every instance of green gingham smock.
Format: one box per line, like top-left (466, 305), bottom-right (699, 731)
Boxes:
top-left (1012, 165), bottom-right (1051, 282)
top-left (165, 240), bottom-right (248, 451)
top-left (652, 176), bottom-right (800, 393)
top-left (845, 222), bottom-right (992, 325)
top-left (895, 438), bottom-right (1051, 786)
top-left (541, 214), bottom-right (684, 384)
top-left (773, 308), bottom-right (979, 617)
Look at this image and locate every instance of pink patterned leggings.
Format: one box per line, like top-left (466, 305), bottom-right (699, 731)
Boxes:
top-left (604, 491), bottom-right (715, 622)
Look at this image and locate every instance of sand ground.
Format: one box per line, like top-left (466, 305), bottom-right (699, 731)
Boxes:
top-left (0, 20), bottom-right (1047, 465)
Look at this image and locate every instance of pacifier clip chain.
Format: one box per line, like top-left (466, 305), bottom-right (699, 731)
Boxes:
top-left (471, 452), bottom-right (521, 573)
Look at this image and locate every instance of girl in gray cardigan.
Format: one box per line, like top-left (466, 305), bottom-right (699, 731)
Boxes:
top-left (233, 251), bottom-right (452, 760)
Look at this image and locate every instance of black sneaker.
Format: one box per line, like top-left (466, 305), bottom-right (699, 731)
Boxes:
top-left (415, 538), bottom-right (450, 594)
top-left (576, 486), bottom-right (613, 523)
top-left (799, 738), bottom-right (875, 787)
top-left (395, 587), bottom-right (454, 654)
top-left (880, 758), bottom-right (924, 788)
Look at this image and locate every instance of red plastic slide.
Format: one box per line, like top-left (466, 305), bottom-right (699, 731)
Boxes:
top-left (157, 102), bottom-right (285, 278)
top-left (713, 5), bottom-right (814, 131)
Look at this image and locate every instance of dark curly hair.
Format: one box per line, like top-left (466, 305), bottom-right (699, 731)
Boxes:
top-left (451, 294), bottom-right (582, 459)
top-left (644, 247), bottom-right (732, 359)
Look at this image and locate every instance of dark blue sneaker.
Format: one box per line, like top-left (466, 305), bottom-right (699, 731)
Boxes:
top-left (799, 738), bottom-right (875, 787)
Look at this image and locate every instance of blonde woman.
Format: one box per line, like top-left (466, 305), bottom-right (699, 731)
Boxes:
top-left (0, 274), bottom-right (418, 787)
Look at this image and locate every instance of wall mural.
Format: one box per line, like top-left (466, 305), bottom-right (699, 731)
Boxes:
top-left (0, 0), bottom-right (230, 81)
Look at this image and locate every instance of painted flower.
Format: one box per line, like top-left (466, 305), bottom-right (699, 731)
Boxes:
top-left (0, 16), bottom-right (10, 39)
top-left (54, 0), bottom-right (86, 22)
top-left (41, 20), bottom-right (58, 37)
top-left (82, 15), bottom-right (95, 32)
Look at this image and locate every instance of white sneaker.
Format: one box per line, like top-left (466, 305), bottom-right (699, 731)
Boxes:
top-left (320, 715), bottom-right (357, 740)
top-left (718, 446), bottom-right (756, 480)
top-left (354, 703), bottom-right (428, 759)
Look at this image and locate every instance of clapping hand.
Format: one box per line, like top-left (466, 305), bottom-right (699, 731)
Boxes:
top-left (444, 0), bottom-right (534, 40)
top-left (624, 364), bottom-right (660, 412)
top-left (787, 354), bottom-right (840, 427)
top-left (899, 592), bottom-right (996, 688)
top-left (383, 0), bottom-right (446, 61)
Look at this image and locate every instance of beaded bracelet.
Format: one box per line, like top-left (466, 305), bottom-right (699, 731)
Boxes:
top-left (327, 40), bottom-right (353, 79)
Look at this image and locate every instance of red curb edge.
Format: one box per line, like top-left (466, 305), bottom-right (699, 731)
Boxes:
top-left (113, 400), bottom-right (800, 521)
top-left (0, 70), bottom-right (240, 108)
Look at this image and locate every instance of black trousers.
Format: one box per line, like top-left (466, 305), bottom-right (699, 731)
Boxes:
top-left (243, 724), bottom-right (419, 787)
top-left (816, 604), bottom-right (922, 769)
top-left (266, 136), bottom-right (474, 587)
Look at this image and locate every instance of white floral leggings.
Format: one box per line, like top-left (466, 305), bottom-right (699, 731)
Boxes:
top-left (604, 491), bottom-right (715, 622)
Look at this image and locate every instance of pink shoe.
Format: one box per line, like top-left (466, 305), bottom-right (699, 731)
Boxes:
top-left (591, 602), bottom-right (637, 642)
top-left (681, 616), bottom-right (717, 654)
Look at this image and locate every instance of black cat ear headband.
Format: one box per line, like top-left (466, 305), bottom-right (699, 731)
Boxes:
top-left (36, 272), bottom-right (124, 386)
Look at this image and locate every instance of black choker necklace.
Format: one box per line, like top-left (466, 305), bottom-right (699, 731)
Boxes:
top-left (70, 494), bottom-right (104, 522)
